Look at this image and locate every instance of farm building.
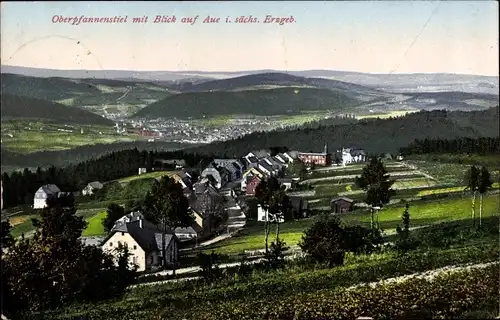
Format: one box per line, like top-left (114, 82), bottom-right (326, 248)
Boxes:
top-left (33, 184), bottom-right (61, 209)
top-left (330, 197), bottom-right (355, 214)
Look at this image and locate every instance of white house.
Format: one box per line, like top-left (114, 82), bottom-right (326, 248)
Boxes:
top-left (33, 184), bottom-right (61, 209)
top-left (102, 219), bottom-right (179, 272)
top-left (339, 148), bottom-right (367, 166)
top-left (257, 205), bottom-right (285, 223)
top-left (283, 151), bottom-right (299, 163)
top-left (82, 181), bottom-right (104, 196)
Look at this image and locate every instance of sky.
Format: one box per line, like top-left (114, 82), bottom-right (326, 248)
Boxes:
top-left (1, 1), bottom-right (498, 75)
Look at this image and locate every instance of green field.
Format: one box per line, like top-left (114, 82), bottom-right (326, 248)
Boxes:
top-left (1, 121), bottom-right (142, 154)
top-left (199, 194), bottom-right (499, 255)
top-left (82, 211), bottom-right (107, 236)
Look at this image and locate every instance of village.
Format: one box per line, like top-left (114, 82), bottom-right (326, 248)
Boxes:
top-left (9, 144), bottom-right (371, 273)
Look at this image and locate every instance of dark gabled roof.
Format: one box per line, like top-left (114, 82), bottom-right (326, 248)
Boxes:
top-left (37, 184), bottom-right (60, 195)
top-left (106, 220), bottom-right (175, 253)
top-left (252, 149), bottom-right (270, 159)
top-left (248, 156), bottom-right (259, 164)
top-left (231, 162), bottom-right (242, 171)
top-left (258, 159), bottom-right (274, 172)
top-left (331, 197), bottom-right (355, 203)
top-left (350, 149), bottom-right (366, 156)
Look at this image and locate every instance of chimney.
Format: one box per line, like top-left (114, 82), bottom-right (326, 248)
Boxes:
top-left (139, 219), bottom-right (143, 229)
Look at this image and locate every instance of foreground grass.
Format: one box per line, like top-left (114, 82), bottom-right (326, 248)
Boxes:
top-left (35, 238), bottom-right (499, 320)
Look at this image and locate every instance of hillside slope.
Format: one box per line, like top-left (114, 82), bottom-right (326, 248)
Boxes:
top-left (0, 94), bottom-right (113, 125)
top-left (185, 107), bottom-right (499, 155)
top-left (182, 72), bottom-right (387, 99)
top-left (131, 87), bottom-right (360, 119)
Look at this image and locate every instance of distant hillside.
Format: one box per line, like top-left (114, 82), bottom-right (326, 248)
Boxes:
top-left (403, 92), bottom-right (499, 110)
top-left (181, 72), bottom-right (385, 98)
top-left (0, 94), bottom-right (113, 125)
top-left (1, 73), bottom-right (101, 101)
top-left (131, 87), bottom-right (360, 119)
top-left (0, 73), bottom-right (173, 117)
top-left (184, 107), bottom-right (499, 156)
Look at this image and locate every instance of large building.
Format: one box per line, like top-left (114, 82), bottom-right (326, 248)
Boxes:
top-left (298, 143), bottom-right (331, 166)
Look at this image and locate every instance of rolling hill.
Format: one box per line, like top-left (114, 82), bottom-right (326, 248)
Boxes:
top-left (1, 73), bottom-right (173, 117)
top-left (0, 94), bottom-right (113, 125)
top-left (183, 107), bottom-right (499, 156)
top-left (130, 87), bottom-right (360, 119)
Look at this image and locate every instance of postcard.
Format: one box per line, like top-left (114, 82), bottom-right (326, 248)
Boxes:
top-left (1, 1), bottom-right (499, 319)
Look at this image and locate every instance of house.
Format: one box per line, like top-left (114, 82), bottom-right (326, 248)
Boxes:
top-left (201, 163), bottom-right (228, 189)
top-left (102, 219), bottom-right (179, 272)
top-left (172, 171), bottom-right (193, 190)
top-left (331, 197), bottom-right (355, 214)
top-left (246, 175), bottom-right (262, 196)
top-left (274, 154), bottom-right (288, 165)
top-left (190, 183), bottom-right (225, 235)
top-left (339, 148), bottom-right (367, 166)
top-left (397, 155), bottom-right (404, 161)
top-left (213, 159), bottom-right (244, 181)
top-left (298, 144), bottom-right (330, 166)
top-left (138, 167), bottom-right (147, 175)
top-left (257, 205), bottom-right (285, 223)
top-left (283, 151), bottom-right (299, 163)
top-left (241, 167), bottom-right (267, 191)
top-left (82, 181), bottom-right (104, 196)
top-left (244, 150), bottom-right (270, 162)
top-left (33, 184), bottom-right (61, 209)
top-left (257, 159), bottom-right (274, 176)
top-left (175, 208), bottom-right (205, 241)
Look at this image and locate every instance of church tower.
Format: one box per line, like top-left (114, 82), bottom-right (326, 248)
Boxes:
top-left (323, 142), bottom-right (328, 154)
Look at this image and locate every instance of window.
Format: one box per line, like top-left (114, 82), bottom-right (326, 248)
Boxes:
top-left (133, 245), bottom-right (137, 250)
top-left (109, 242), bottom-right (113, 247)
top-left (121, 232), bottom-right (125, 236)
top-left (132, 256), bottom-right (138, 265)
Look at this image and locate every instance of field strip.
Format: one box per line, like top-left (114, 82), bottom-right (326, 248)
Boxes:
top-left (346, 261), bottom-right (498, 291)
top-left (304, 171), bottom-right (421, 184)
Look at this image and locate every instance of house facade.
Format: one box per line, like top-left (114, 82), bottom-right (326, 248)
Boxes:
top-left (331, 197), bottom-right (355, 214)
top-left (246, 175), bottom-right (262, 196)
top-left (33, 184), bottom-right (61, 209)
top-left (102, 219), bottom-right (179, 272)
top-left (339, 148), bottom-right (367, 165)
top-left (241, 167), bottom-right (267, 191)
top-left (298, 144), bottom-right (330, 166)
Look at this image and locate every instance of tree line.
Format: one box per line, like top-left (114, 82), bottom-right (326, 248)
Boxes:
top-left (399, 137), bottom-right (500, 156)
top-left (1, 148), bottom-right (215, 210)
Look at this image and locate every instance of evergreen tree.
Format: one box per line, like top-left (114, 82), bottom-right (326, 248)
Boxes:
top-left (355, 158), bottom-right (396, 229)
top-left (102, 203), bottom-right (126, 233)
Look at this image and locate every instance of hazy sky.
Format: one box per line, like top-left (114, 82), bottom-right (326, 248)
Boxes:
top-left (1, 1), bottom-right (498, 75)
